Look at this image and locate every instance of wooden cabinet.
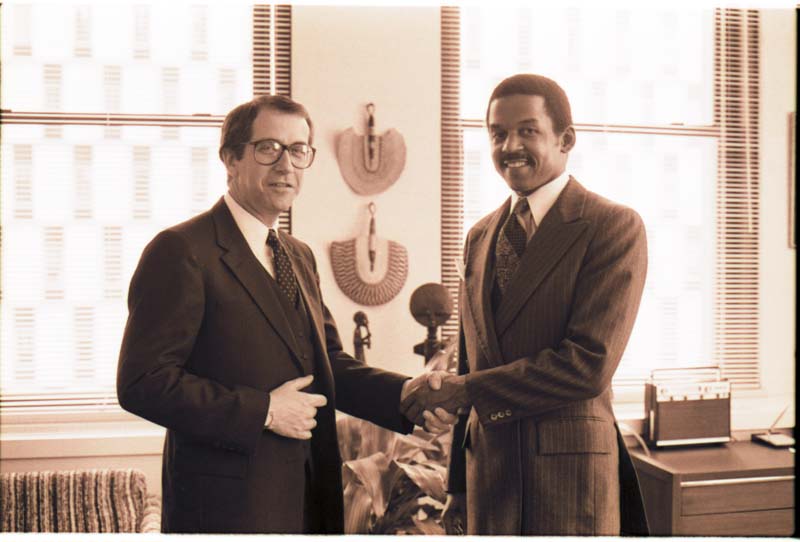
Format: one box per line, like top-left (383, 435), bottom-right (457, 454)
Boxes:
top-left (630, 439), bottom-right (794, 536)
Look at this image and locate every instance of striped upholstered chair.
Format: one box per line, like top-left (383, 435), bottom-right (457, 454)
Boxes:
top-left (1, 469), bottom-right (161, 533)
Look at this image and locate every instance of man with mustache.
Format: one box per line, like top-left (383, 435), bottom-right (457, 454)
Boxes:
top-left (117, 95), bottom-right (454, 534)
top-left (402, 74), bottom-right (649, 535)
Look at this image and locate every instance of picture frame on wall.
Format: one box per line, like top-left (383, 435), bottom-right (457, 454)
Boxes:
top-left (790, 112), bottom-right (796, 249)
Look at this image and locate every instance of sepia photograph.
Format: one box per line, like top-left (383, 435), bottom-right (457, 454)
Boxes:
top-left (0, 0), bottom-right (795, 538)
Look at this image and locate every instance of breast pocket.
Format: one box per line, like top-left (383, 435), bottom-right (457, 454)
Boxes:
top-left (537, 417), bottom-right (616, 455)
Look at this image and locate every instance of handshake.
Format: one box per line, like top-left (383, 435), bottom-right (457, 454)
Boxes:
top-left (399, 371), bottom-right (470, 430)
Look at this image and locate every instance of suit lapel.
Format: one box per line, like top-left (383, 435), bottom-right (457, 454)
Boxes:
top-left (212, 199), bottom-right (304, 370)
top-left (282, 238), bottom-right (326, 346)
top-left (464, 200), bottom-right (507, 367)
top-left (494, 178), bottom-right (589, 337)
top-left (281, 236), bottom-right (336, 394)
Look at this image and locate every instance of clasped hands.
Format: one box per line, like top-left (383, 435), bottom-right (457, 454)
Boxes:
top-left (399, 371), bottom-right (469, 429)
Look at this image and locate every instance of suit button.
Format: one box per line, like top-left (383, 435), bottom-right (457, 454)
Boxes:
top-left (497, 412), bottom-right (505, 419)
top-left (505, 409), bottom-right (512, 416)
top-left (490, 413), bottom-right (497, 421)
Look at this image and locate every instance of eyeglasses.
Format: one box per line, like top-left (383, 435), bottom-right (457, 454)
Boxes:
top-left (244, 139), bottom-right (316, 169)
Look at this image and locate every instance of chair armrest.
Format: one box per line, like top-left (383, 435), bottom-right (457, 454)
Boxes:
top-left (140, 493), bottom-right (162, 533)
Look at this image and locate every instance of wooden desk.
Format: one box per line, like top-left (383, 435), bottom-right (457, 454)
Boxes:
top-left (630, 439), bottom-right (795, 536)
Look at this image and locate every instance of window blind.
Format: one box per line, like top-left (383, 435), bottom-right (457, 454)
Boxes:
top-left (253, 4), bottom-right (272, 96)
top-left (0, 4), bottom-right (294, 414)
top-left (253, 3), bottom-right (293, 232)
top-left (440, 6), bottom-right (464, 343)
top-left (713, 9), bottom-right (761, 388)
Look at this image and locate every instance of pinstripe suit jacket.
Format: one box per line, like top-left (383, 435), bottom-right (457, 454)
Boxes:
top-left (447, 178), bottom-right (649, 535)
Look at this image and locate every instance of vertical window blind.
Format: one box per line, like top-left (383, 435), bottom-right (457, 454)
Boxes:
top-left (713, 9), bottom-right (761, 387)
top-left (253, 3), bottom-right (293, 232)
top-left (0, 4), bottom-right (293, 413)
top-left (440, 6), bottom-right (463, 344)
top-left (440, 6), bottom-right (761, 391)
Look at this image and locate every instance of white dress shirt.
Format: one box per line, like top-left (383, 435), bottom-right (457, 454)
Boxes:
top-left (223, 192), bottom-right (279, 278)
top-left (509, 170), bottom-right (571, 239)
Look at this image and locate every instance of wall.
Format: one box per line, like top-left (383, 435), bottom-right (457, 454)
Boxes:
top-left (1, 415), bottom-right (164, 495)
top-left (740, 7), bottom-right (797, 429)
top-left (292, 5), bottom-right (442, 378)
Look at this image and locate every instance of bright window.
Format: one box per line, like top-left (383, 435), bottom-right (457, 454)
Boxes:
top-left (442, 6), bottom-right (761, 393)
top-left (0, 3), bottom-right (292, 413)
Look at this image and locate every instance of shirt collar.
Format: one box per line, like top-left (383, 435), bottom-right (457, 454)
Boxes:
top-left (223, 191), bottom-right (277, 254)
top-left (511, 171), bottom-right (570, 228)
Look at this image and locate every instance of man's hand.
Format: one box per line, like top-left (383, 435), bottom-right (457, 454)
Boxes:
top-left (400, 373), bottom-right (468, 426)
top-left (266, 374), bottom-right (327, 440)
top-left (400, 371), bottom-right (458, 432)
top-left (422, 408), bottom-right (458, 433)
top-left (442, 493), bottom-right (467, 535)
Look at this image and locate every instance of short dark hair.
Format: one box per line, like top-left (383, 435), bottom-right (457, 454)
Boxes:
top-left (486, 73), bottom-right (573, 135)
top-left (218, 94), bottom-right (314, 162)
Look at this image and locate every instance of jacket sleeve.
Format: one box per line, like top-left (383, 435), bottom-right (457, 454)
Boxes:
top-left (447, 326), bottom-right (469, 493)
top-left (116, 229), bottom-right (268, 455)
top-left (305, 246), bottom-right (413, 434)
top-left (464, 206), bottom-right (648, 426)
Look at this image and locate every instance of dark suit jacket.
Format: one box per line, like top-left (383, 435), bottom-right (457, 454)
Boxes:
top-left (447, 178), bottom-right (649, 535)
top-left (117, 198), bottom-right (411, 534)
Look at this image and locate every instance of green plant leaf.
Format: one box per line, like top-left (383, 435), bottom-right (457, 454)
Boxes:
top-left (418, 495), bottom-right (445, 510)
top-left (343, 479), bottom-right (375, 534)
top-left (412, 514), bottom-right (446, 535)
top-left (392, 433), bottom-right (440, 464)
top-left (357, 418), bottom-right (399, 458)
top-left (336, 413), bottom-right (363, 463)
top-left (343, 452), bottom-right (404, 518)
top-left (339, 343), bottom-right (460, 535)
top-left (395, 461), bottom-right (447, 503)
top-left (423, 334), bottom-right (458, 373)
top-left (372, 479), bottom-right (423, 534)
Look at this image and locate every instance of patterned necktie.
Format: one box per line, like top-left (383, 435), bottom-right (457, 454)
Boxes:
top-left (266, 229), bottom-right (299, 306)
top-left (494, 197), bottom-right (531, 295)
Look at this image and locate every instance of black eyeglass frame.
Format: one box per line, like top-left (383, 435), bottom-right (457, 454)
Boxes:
top-left (242, 138), bottom-right (317, 169)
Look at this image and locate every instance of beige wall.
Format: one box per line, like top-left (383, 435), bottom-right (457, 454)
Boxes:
top-left (292, 5), bottom-right (442, 378)
top-left (1, 417), bottom-right (164, 494)
top-left (743, 7), bottom-right (797, 428)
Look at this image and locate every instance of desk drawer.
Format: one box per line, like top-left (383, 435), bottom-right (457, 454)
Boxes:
top-left (679, 508), bottom-right (794, 536)
top-left (681, 475), bottom-right (794, 515)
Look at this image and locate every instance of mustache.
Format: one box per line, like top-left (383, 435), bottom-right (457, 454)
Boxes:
top-left (500, 152), bottom-right (533, 163)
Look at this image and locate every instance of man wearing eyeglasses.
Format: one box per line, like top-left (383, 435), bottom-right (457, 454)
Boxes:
top-left (117, 95), bottom-right (454, 534)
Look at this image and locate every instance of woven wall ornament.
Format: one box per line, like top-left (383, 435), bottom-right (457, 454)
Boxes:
top-left (336, 103), bottom-right (406, 196)
top-left (329, 203), bottom-right (408, 306)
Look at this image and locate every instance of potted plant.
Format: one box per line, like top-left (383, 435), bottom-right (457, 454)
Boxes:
top-left (337, 336), bottom-right (458, 534)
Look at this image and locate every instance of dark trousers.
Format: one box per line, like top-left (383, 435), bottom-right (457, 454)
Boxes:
top-left (303, 460), bottom-right (324, 534)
